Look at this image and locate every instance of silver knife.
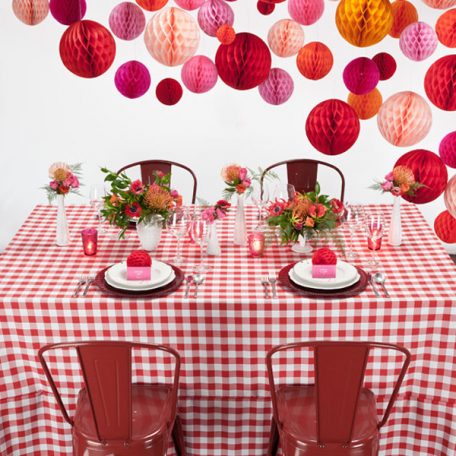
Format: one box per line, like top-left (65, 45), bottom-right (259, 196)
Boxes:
top-left (368, 273), bottom-right (381, 297)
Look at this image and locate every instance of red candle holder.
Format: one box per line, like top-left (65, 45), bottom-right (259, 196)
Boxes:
top-left (367, 234), bottom-right (382, 251)
top-left (81, 229), bottom-right (98, 256)
top-left (248, 232), bottom-right (265, 257)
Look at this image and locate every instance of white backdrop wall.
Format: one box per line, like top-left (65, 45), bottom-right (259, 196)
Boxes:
top-left (0, 0), bottom-right (454, 252)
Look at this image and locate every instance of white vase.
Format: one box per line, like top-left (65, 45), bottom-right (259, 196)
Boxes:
top-left (137, 215), bottom-right (163, 251)
top-left (207, 222), bottom-right (221, 256)
top-left (55, 194), bottom-right (69, 246)
top-left (388, 197), bottom-right (402, 246)
top-left (291, 233), bottom-right (312, 254)
top-left (233, 194), bottom-right (247, 246)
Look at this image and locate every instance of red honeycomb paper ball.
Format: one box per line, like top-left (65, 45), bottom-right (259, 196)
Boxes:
top-left (215, 32), bottom-right (272, 90)
top-left (343, 57), bottom-right (380, 95)
top-left (198, 0), bottom-right (234, 37)
top-left (136, 0), bottom-right (168, 11)
top-left (127, 250), bottom-right (152, 267)
top-left (181, 55), bottom-right (218, 93)
top-left (175, 0), bottom-right (204, 9)
top-left (436, 9), bottom-right (456, 48)
top-left (109, 2), bottom-right (145, 41)
top-left (59, 20), bottom-right (116, 78)
top-left (434, 210), bottom-right (456, 243)
top-left (389, 0), bottom-right (418, 38)
top-left (422, 0), bottom-right (456, 9)
top-left (268, 19), bottom-right (304, 57)
top-left (257, 1), bottom-right (275, 14)
top-left (258, 68), bottom-right (294, 105)
top-left (156, 78), bottom-right (183, 105)
top-left (439, 131), bottom-right (456, 168)
top-left (288, 0), bottom-right (324, 25)
top-left (296, 42), bottom-right (333, 80)
top-left (399, 22), bottom-right (438, 61)
top-left (216, 24), bottom-right (236, 44)
top-left (312, 248), bottom-right (337, 265)
top-left (424, 55), bottom-right (456, 111)
top-left (444, 175), bottom-right (456, 217)
top-left (115, 61), bottom-right (151, 99)
top-left (50, 0), bottom-right (86, 25)
top-left (347, 88), bottom-right (383, 120)
top-left (13, 0), bottom-right (49, 25)
top-left (305, 99), bottom-right (360, 155)
top-left (372, 52), bottom-right (397, 80)
top-left (395, 149), bottom-right (448, 204)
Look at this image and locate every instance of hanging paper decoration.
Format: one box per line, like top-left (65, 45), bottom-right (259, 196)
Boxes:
top-left (12, 0), bottom-right (49, 25)
top-left (439, 131), bottom-right (456, 168)
top-left (267, 19), bottom-right (304, 58)
top-left (181, 55), bottom-right (218, 93)
top-left (258, 68), bottom-right (294, 105)
top-left (372, 52), bottom-right (397, 80)
top-left (434, 210), bottom-right (456, 243)
top-left (399, 22), bottom-right (438, 61)
top-left (395, 149), bottom-right (448, 204)
top-left (377, 91), bottom-right (432, 147)
top-left (424, 55), bottom-right (456, 111)
top-left (288, 0), bottom-right (324, 26)
top-left (347, 88), bottom-right (383, 120)
top-left (215, 32), bottom-right (272, 90)
top-left (59, 20), bottom-right (116, 78)
top-left (305, 99), bottom-right (360, 155)
top-left (115, 61), bottom-right (151, 99)
top-left (296, 42), bottom-right (333, 80)
top-left (109, 2), bottom-right (145, 41)
top-left (343, 57), bottom-right (380, 95)
top-left (336, 0), bottom-right (393, 47)
top-left (422, 0), bottom-right (456, 9)
top-left (144, 7), bottom-right (200, 67)
top-left (198, 0), bottom-right (234, 37)
top-left (257, 1), bottom-right (275, 15)
top-left (444, 175), bottom-right (456, 218)
top-left (389, 0), bottom-right (418, 38)
top-left (216, 25), bottom-right (236, 44)
top-left (156, 78), bottom-right (183, 105)
top-left (436, 9), bottom-right (456, 48)
top-left (136, 0), bottom-right (168, 11)
top-left (50, 0), bottom-right (86, 25)
top-left (175, 0), bottom-right (204, 10)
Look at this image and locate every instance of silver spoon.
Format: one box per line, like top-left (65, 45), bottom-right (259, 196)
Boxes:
top-left (193, 273), bottom-right (205, 298)
top-left (184, 275), bottom-right (194, 298)
top-left (373, 272), bottom-right (391, 298)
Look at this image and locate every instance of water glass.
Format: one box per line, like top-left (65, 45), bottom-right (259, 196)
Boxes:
top-left (191, 217), bottom-right (209, 270)
top-left (168, 208), bottom-right (188, 265)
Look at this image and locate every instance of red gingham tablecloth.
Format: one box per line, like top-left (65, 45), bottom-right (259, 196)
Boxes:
top-left (0, 203), bottom-right (456, 455)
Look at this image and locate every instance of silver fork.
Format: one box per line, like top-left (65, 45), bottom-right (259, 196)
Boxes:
top-left (72, 276), bottom-right (88, 298)
top-left (268, 274), bottom-right (278, 299)
top-left (261, 277), bottom-right (270, 298)
top-left (81, 276), bottom-right (95, 297)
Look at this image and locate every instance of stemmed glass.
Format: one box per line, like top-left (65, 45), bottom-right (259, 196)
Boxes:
top-left (366, 214), bottom-right (384, 268)
top-left (167, 208), bottom-right (188, 265)
top-left (344, 204), bottom-right (364, 260)
top-left (191, 217), bottom-right (209, 271)
top-left (251, 185), bottom-right (269, 222)
top-left (89, 185), bottom-right (106, 233)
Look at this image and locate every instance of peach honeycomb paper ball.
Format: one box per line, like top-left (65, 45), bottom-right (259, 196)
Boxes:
top-left (12, 0), bottom-right (49, 25)
top-left (399, 22), bottom-right (438, 61)
top-left (436, 9), bottom-right (456, 48)
top-left (258, 68), bottom-right (294, 105)
top-left (267, 19), bottom-right (304, 58)
top-left (424, 55), bottom-right (456, 111)
top-left (389, 0), bottom-right (418, 38)
top-left (296, 42), bottom-right (333, 80)
top-left (444, 175), bottom-right (456, 218)
top-left (347, 88), bottom-right (383, 120)
top-left (422, 0), bottom-right (456, 9)
top-left (198, 0), bottom-right (234, 37)
top-left (288, 0), bottom-right (324, 25)
top-left (181, 55), bottom-right (218, 93)
top-left (434, 210), bottom-right (456, 243)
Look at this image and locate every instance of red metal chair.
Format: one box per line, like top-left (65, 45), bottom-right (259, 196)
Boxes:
top-left (266, 341), bottom-right (411, 456)
top-left (117, 160), bottom-right (198, 203)
top-left (39, 341), bottom-right (186, 456)
top-left (261, 159), bottom-right (345, 201)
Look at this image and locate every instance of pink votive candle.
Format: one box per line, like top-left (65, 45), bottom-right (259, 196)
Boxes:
top-left (248, 232), bottom-right (265, 257)
top-left (367, 234), bottom-right (382, 251)
top-left (81, 229), bottom-right (97, 256)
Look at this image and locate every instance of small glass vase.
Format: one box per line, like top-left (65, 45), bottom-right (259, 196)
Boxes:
top-left (55, 194), bottom-right (69, 246)
top-left (206, 222), bottom-right (221, 256)
top-left (291, 232), bottom-right (312, 255)
top-left (137, 215), bottom-right (163, 251)
top-left (388, 197), bottom-right (402, 246)
top-left (233, 194), bottom-right (247, 246)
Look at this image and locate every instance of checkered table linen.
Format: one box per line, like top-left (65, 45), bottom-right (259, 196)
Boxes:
top-left (0, 203), bottom-right (455, 456)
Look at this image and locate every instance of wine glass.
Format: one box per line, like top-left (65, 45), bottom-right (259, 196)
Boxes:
top-left (191, 217), bottom-right (209, 270)
top-left (251, 185), bottom-right (269, 221)
top-left (89, 185), bottom-right (106, 232)
top-left (167, 208), bottom-right (188, 265)
top-left (344, 203), bottom-right (364, 260)
top-left (366, 214), bottom-right (384, 268)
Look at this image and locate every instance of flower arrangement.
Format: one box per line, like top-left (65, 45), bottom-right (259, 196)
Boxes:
top-left (371, 165), bottom-right (424, 197)
top-left (221, 164), bottom-right (252, 199)
top-left (101, 168), bottom-right (182, 237)
top-left (44, 162), bottom-right (82, 202)
top-left (266, 183), bottom-right (343, 244)
top-left (201, 199), bottom-right (231, 224)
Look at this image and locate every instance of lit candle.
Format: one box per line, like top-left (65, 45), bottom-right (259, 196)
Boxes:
top-left (248, 232), bottom-right (265, 257)
top-left (81, 229), bottom-right (98, 256)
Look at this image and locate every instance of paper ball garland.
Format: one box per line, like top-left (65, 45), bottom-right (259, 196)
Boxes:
top-left (144, 7), bottom-right (200, 67)
top-left (305, 99), bottom-right (360, 155)
top-left (50, 0), bottom-right (86, 25)
top-left (59, 20), bottom-right (116, 78)
top-left (136, 0), bottom-right (168, 11)
top-left (115, 61), bottom-right (151, 98)
top-left (422, 0), bottom-right (456, 9)
top-left (257, 1), bottom-right (275, 15)
top-left (181, 55), bottom-right (218, 93)
top-left (343, 57), bottom-right (380, 95)
top-left (156, 78), bottom-right (183, 105)
top-left (424, 55), bottom-right (456, 111)
top-left (389, 0), bottom-right (418, 39)
top-left (288, 0), bottom-right (324, 26)
top-left (109, 2), bottom-right (145, 41)
top-left (215, 32), bottom-right (272, 90)
top-left (399, 22), bottom-right (438, 61)
top-left (198, 0), bottom-right (234, 37)
top-left (372, 52), bottom-right (397, 80)
top-left (439, 131), bottom-right (456, 168)
top-left (12, 0), bottom-right (49, 25)
top-left (377, 91), bottom-right (432, 147)
top-left (175, 0), bottom-right (204, 10)
top-left (436, 9), bottom-right (456, 48)
top-left (267, 20), bottom-right (304, 58)
top-left (258, 68), bottom-right (294, 105)
top-left (347, 88), bottom-right (383, 120)
top-left (434, 210), bottom-right (456, 243)
top-left (296, 42), bottom-right (333, 80)
top-left (445, 175), bottom-right (456, 218)
top-left (395, 150), bottom-right (448, 204)
top-left (336, 0), bottom-right (393, 47)
top-left (216, 25), bottom-right (236, 44)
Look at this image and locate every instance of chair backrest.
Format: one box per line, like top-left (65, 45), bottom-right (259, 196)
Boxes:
top-left (266, 341), bottom-right (410, 446)
top-left (38, 341), bottom-right (180, 442)
top-left (117, 160), bottom-right (198, 203)
top-left (261, 159), bottom-right (345, 201)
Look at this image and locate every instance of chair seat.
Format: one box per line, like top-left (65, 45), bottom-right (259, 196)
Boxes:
top-left (74, 384), bottom-right (172, 442)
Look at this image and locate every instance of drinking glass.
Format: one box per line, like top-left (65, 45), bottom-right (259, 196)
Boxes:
top-left (344, 204), bottom-right (364, 260)
top-left (366, 214), bottom-right (384, 268)
top-left (191, 217), bottom-right (209, 270)
top-left (251, 185), bottom-right (269, 221)
top-left (168, 208), bottom-right (188, 265)
top-left (89, 185), bottom-right (106, 232)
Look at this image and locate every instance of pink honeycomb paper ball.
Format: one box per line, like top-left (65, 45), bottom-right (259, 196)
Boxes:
top-left (422, 0), bottom-right (456, 9)
top-left (439, 131), bottom-right (456, 168)
top-left (50, 0), bottom-right (86, 25)
top-left (444, 175), bottom-right (456, 218)
top-left (115, 61), bottom-right (151, 98)
top-left (109, 2), bottom-right (145, 41)
top-left (181, 55), bottom-right (218, 93)
top-left (175, 0), bottom-right (204, 10)
top-left (267, 19), bottom-right (304, 57)
top-left (258, 68), bottom-right (294, 105)
top-left (288, 0), bottom-right (324, 25)
top-left (343, 57), bottom-right (380, 95)
top-left (198, 0), bottom-right (234, 37)
top-left (12, 0), bottom-right (49, 25)
top-left (399, 22), bottom-right (438, 61)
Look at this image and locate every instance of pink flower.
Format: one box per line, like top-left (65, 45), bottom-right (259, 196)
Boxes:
top-left (385, 172), bottom-right (394, 181)
top-left (201, 208), bottom-right (215, 224)
top-left (330, 198), bottom-right (344, 215)
top-left (71, 175), bottom-right (80, 189)
top-left (239, 167), bottom-right (248, 181)
top-left (50, 180), bottom-right (59, 190)
top-left (130, 180), bottom-right (144, 195)
top-left (216, 208), bottom-right (226, 220)
top-left (293, 221), bottom-right (303, 230)
top-left (268, 199), bottom-right (287, 216)
top-left (391, 186), bottom-right (401, 196)
top-left (125, 202), bottom-right (142, 218)
top-left (170, 189), bottom-right (179, 198)
top-left (381, 181), bottom-right (393, 191)
top-left (243, 178), bottom-right (252, 188)
top-left (63, 173), bottom-right (75, 187)
top-left (316, 204), bottom-right (327, 218)
top-left (308, 205), bottom-right (317, 218)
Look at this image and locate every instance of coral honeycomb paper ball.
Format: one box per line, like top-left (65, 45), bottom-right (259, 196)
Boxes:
top-left (136, 0), bottom-right (168, 11)
top-left (377, 91), bottom-right (432, 147)
top-left (175, 0), bottom-right (204, 10)
top-left (399, 22), bottom-right (438, 61)
top-left (257, 1), bottom-right (275, 15)
top-left (444, 175), bottom-right (456, 217)
top-left (439, 131), bottom-right (456, 168)
top-left (215, 32), bottom-right (272, 90)
top-left (389, 0), bottom-right (418, 38)
top-left (115, 61), bottom-right (151, 99)
top-left (434, 211), bottom-right (456, 243)
top-left (59, 20), bottom-right (116, 78)
top-left (109, 2), bottom-right (145, 41)
top-left (436, 9), bottom-right (456, 48)
top-left (181, 55), bottom-right (218, 93)
top-left (12, 0), bottom-right (49, 25)
top-left (288, 0), bottom-right (324, 26)
top-left (422, 0), bottom-right (456, 9)
top-left (156, 78), bottom-right (183, 105)
top-left (305, 99), bottom-right (360, 155)
top-left (267, 19), bottom-right (304, 58)
top-left (258, 68), bottom-right (294, 105)
top-left (395, 150), bottom-right (448, 204)
top-left (216, 25), bottom-right (236, 44)
top-left (336, 0), bottom-right (393, 47)
top-left (424, 55), bottom-right (456, 111)
top-left (198, 0), bottom-right (234, 37)
top-left (50, 0), bottom-right (86, 25)
top-left (372, 52), bottom-right (397, 80)
top-left (343, 57), bottom-right (380, 95)
top-left (296, 42), bottom-right (333, 80)
top-left (144, 7), bottom-right (200, 67)
top-left (347, 88), bottom-right (383, 120)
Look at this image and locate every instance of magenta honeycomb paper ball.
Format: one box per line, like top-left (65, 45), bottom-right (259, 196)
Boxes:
top-left (175, 0), bottom-right (204, 10)
top-left (343, 57), bottom-right (380, 95)
top-left (198, 0), bottom-right (234, 37)
top-left (115, 60), bottom-right (151, 99)
top-left (399, 22), bottom-right (438, 61)
top-left (181, 55), bottom-right (218, 93)
top-left (288, 0), bottom-right (324, 25)
top-left (445, 175), bottom-right (456, 218)
top-left (109, 2), bottom-right (145, 41)
top-left (50, 0), bottom-right (86, 25)
top-left (440, 131), bottom-right (456, 168)
top-left (258, 68), bottom-right (294, 105)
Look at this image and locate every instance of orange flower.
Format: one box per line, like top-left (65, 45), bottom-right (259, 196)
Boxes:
top-left (400, 183), bottom-right (410, 194)
top-left (305, 217), bottom-right (315, 227)
top-left (393, 165), bottom-right (415, 186)
top-left (144, 184), bottom-right (174, 211)
top-left (221, 164), bottom-right (241, 183)
top-left (235, 183), bottom-right (247, 194)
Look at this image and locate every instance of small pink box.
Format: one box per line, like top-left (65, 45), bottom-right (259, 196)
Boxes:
top-left (312, 264), bottom-right (336, 279)
top-left (127, 266), bottom-right (151, 281)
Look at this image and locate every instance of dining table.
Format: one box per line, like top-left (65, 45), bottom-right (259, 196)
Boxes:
top-left (0, 202), bottom-right (455, 456)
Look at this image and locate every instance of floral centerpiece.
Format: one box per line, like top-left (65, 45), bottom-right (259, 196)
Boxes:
top-left (44, 162), bottom-right (82, 202)
top-left (371, 165), bottom-right (424, 197)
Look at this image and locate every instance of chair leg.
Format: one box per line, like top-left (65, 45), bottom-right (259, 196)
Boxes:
top-left (267, 417), bottom-right (280, 456)
top-left (172, 415), bottom-right (186, 456)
